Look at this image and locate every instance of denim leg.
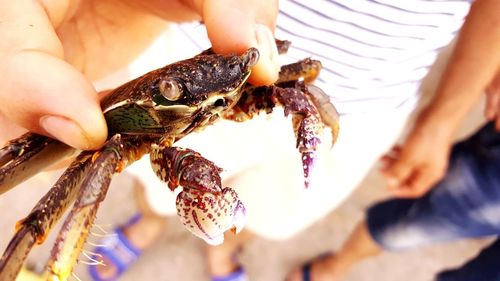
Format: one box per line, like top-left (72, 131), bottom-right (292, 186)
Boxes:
top-left (436, 238), bottom-right (500, 281)
top-left (367, 122), bottom-right (500, 250)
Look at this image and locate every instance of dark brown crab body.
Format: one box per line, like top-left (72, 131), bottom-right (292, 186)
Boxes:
top-left (0, 41), bottom-right (339, 280)
top-left (102, 48), bottom-right (258, 135)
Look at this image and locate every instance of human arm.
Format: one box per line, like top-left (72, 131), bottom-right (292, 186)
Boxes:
top-left (0, 0), bottom-right (279, 150)
top-left (381, 0), bottom-right (500, 198)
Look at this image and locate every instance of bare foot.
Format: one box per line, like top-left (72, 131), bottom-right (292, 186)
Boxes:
top-left (285, 255), bottom-right (346, 281)
top-left (206, 230), bottom-right (254, 277)
top-left (92, 215), bottom-right (166, 279)
top-left (95, 257), bottom-right (119, 279)
top-left (206, 245), bottom-right (241, 276)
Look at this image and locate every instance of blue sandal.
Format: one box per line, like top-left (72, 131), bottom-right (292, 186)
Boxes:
top-left (88, 214), bottom-right (143, 281)
top-left (212, 267), bottom-right (248, 281)
top-left (302, 262), bottom-right (313, 281)
top-left (301, 253), bottom-right (334, 281)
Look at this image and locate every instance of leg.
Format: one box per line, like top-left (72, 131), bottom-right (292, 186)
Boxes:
top-left (91, 179), bottom-right (167, 280)
top-left (125, 181), bottom-right (167, 249)
top-left (436, 238), bottom-right (500, 281)
top-left (286, 221), bottom-right (382, 281)
top-left (207, 230), bottom-right (254, 278)
top-left (287, 121), bottom-right (500, 280)
top-left (0, 133), bottom-right (74, 195)
top-left (45, 135), bottom-right (151, 280)
top-left (0, 151), bottom-right (94, 280)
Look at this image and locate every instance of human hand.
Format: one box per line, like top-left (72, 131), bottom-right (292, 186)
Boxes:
top-left (0, 0), bottom-right (279, 150)
top-left (380, 112), bottom-right (453, 198)
top-left (485, 71), bottom-right (500, 130)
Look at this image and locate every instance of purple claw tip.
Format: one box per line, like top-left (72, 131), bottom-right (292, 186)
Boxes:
top-left (302, 151), bottom-right (317, 189)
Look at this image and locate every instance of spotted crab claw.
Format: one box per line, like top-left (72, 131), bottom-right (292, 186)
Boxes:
top-left (150, 146), bottom-right (246, 245)
top-left (176, 187), bottom-right (246, 245)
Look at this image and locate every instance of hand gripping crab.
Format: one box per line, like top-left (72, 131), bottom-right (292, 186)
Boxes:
top-left (0, 40), bottom-right (339, 280)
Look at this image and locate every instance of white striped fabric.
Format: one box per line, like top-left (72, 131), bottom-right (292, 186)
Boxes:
top-left (177, 0), bottom-right (471, 114)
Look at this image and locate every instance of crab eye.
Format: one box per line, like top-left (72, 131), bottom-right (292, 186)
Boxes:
top-left (159, 78), bottom-right (182, 101)
top-left (214, 98), bottom-right (226, 108)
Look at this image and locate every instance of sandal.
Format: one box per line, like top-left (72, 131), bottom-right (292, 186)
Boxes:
top-left (212, 267), bottom-right (248, 281)
top-left (88, 213), bottom-right (143, 281)
top-left (300, 253), bottom-right (334, 281)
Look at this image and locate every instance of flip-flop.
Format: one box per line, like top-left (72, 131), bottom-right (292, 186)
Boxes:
top-left (212, 267), bottom-right (248, 281)
top-left (88, 213), bottom-right (143, 281)
top-left (302, 261), bottom-right (312, 281)
top-left (301, 253), bottom-right (334, 281)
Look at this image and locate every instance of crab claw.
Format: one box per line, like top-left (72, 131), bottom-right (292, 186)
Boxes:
top-left (151, 146), bottom-right (246, 245)
top-left (176, 187), bottom-right (246, 245)
top-left (272, 86), bottom-right (324, 188)
top-left (294, 114), bottom-right (323, 188)
top-left (275, 83), bottom-right (340, 188)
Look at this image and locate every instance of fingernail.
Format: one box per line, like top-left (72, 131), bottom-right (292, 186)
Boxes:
top-left (254, 24), bottom-right (279, 67)
top-left (40, 115), bottom-right (91, 150)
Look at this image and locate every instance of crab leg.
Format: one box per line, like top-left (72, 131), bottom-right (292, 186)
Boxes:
top-left (0, 152), bottom-right (94, 281)
top-left (224, 60), bottom-right (340, 187)
top-left (273, 85), bottom-right (324, 187)
top-left (276, 58), bottom-right (322, 84)
top-left (44, 135), bottom-right (151, 280)
top-left (277, 60), bottom-right (340, 143)
top-left (304, 84), bottom-right (340, 144)
top-left (0, 133), bottom-right (75, 195)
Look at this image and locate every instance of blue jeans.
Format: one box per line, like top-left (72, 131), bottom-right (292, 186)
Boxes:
top-left (366, 122), bottom-right (500, 280)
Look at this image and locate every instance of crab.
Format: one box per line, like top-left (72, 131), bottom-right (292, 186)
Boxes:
top-left (0, 40), bottom-right (339, 280)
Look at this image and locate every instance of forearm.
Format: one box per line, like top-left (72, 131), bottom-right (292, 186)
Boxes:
top-left (420, 0), bottom-right (500, 136)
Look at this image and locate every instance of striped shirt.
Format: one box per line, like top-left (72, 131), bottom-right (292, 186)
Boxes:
top-left (176, 0), bottom-right (471, 114)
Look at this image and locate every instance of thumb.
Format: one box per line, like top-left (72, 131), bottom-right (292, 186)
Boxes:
top-left (0, 51), bottom-right (107, 150)
top-left (199, 0), bottom-right (280, 85)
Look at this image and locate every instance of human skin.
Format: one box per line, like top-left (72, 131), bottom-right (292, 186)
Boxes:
top-left (0, 0), bottom-right (280, 150)
top-left (287, 2), bottom-right (500, 278)
top-left (485, 70), bottom-right (500, 129)
top-left (381, 0), bottom-right (500, 198)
